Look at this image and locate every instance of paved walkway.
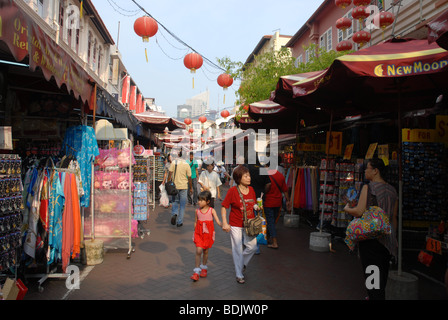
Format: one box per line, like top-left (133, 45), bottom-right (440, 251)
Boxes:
top-left (22, 186), bottom-right (447, 301)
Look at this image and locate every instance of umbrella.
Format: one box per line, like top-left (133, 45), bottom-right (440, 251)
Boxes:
top-left (135, 112), bottom-right (186, 133)
top-left (273, 38), bottom-right (448, 275)
top-left (427, 9), bottom-right (448, 50)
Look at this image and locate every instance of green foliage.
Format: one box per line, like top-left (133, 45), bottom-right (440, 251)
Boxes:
top-left (218, 44), bottom-right (352, 114)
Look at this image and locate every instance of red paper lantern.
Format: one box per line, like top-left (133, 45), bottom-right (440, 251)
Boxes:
top-left (353, 0), bottom-right (370, 6)
top-left (336, 17), bottom-right (352, 31)
top-left (335, 0), bottom-right (352, 9)
top-left (184, 52), bottom-right (203, 89)
top-left (221, 110), bottom-right (230, 118)
top-left (352, 30), bottom-right (371, 47)
top-left (336, 40), bottom-right (353, 51)
top-left (379, 11), bottom-right (395, 30)
top-left (217, 74), bottom-right (234, 90)
top-left (134, 16), bottom-right (158, 42)
top-left (352, 6), bottom-right (369, 22)
top-left (184, 53), bottom-right (203, 74)
top-left (199, 116), bottom-right (207, 123)
top-left (189, 128), bottom-right (194, 134)
top-left (184, 118), bottom-right (192, 126)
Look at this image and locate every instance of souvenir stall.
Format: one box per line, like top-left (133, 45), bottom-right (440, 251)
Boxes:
top-left (132, 142), bottom-right (155, 239)
top-left (400, 117), bottom-right (448, 283)
top-left (87, 120), bottom-right (135, 259)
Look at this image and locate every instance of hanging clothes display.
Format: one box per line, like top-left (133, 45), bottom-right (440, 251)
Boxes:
top-left (62, 125), bottom-right (100, 208)
top-left (21, 154), bottom-right (87, 273)
top-left (292, 166), bottom-right (319, 212)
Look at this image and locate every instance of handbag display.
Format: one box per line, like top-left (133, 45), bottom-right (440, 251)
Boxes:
top-left (237, 186), bottom-right (263, 237)
top-left (165, 161), bottom-right (178, 196)
top-left (344, 185), bottom-right (392, 250)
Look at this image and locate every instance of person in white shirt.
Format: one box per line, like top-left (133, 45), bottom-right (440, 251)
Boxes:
top-left (198, 162), bottom-right (222, 208)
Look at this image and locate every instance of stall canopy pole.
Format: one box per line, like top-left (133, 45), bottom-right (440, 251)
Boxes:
top-left (290, 111), bottom-right (300, 215)
top-left (397, 83), bottom-right (403, 276)
top-left (319, 108), bottom-right (334, 234)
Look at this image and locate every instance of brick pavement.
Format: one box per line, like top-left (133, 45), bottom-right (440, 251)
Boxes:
top-left (23, 185), bottom-right (447, 301)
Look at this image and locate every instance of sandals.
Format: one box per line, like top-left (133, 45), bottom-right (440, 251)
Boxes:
top-left (236, 277), bottom-right (245, 284)
top-left (268, 244), bottom-right (279, 249)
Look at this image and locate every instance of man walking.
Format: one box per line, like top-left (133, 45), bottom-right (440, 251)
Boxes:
top-left (168, 150), bottom-right (193, 227)
top-left (187, 152), bottom-right (199, 206)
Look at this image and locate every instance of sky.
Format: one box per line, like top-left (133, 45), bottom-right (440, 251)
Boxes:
top-left (91, 0), bottom-right (325, 118)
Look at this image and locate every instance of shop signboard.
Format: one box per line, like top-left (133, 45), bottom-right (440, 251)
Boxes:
top-left (343, 144), bottom-right (354, 160)
top-left (297, 143), bottom-right (326, 152)
top-left (402, 128), bottom-right (437, 143)
top-left (365, 143), bottom-right (378, 160)
top-left (436, 115), bottom-right (448, 146)
top-left (0, 126), bottom-right (12, 150)
top-left (326, 131), bottom-right (342, 155)
top-left (0, 2), bottom-right (93, 104)
top-left (377, 144), bottom-right (389, 160)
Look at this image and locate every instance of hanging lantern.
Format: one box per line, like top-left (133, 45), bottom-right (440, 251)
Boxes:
top-left (336, 40), bottom-right (353, 51)
top-left (335, 0), bottom-right (352, 9)
top-left (199, 116), bottom-right (207, 124)
top-left (217, 74), bottom-right (234, 104)
top-left (352, 6), bottom-right (369, 23)
top-left (379, 11), bottom-right (395, 30)
top-left (352, 30), bottom-right (371, 47)
top-left (221, 110), bottom-right (230, 118)
top-left (134, 16), bottom-right (158, 63)
top-left (134, 16), bottom-right (158, 42)
top-left (189, 128), bottom-right (194, 134)
top-left (353, 0), bottom-right (370, 6)
top-left (184, 53), bottom-right (203, 89)
top-left (336, 17), bottom-right (352, 31)
top-left (184, 118), bottom-right (192, 126)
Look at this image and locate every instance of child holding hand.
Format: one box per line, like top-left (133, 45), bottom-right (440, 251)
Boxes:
top-left (191, 190), bottom-right (222, 281)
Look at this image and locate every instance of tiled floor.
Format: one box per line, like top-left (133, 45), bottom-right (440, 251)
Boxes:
top-left (22, 186), bottom-right (447, 301)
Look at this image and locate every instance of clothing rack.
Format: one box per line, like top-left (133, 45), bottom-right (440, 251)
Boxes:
top-left (23, 166), bottom-right (79, 293)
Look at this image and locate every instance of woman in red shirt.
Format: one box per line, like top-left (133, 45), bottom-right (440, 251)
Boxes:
top-left (221, 165), bottom-right (257, 284)
top-left (264, 168), bottom-right (290, 249)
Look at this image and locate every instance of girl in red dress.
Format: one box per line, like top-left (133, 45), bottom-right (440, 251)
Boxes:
top-left (191, 191), bottom-right (222, 281)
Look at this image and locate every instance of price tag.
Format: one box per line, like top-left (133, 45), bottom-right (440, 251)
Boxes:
top-left (426, 238), bottom-right (442, 255)
top-left (326, 132), bottom-right (342, 155)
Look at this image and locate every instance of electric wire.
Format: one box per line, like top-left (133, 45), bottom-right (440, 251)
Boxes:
top-left (130, 0), bottom-right (227, 73)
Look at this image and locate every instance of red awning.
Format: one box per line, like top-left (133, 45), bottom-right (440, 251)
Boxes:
top-left (0, 2), bottom-right (94, 104)
top-left (273, 38), bottom-right (448, 118)
top-left (134, 112), bottom-right (187, 133)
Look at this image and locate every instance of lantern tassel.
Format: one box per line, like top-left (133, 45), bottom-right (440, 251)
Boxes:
top-left (192, 77), bottom-right (195, 89)
top-left (80, 0), bottom-right (83, 18)
top-left (145, 48), bottom-right (148, 63)
top-left (223, 94), bottom-right (226, 105)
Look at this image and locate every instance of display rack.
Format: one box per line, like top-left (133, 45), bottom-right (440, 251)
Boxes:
top-left (132, 155), bottom-right (155, 238)
top-left (0, 154), bottom-right (23, 286)
top-left (87, 139), bottom-right (134, 259)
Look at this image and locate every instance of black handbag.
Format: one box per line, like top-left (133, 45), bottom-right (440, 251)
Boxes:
top-left (165, 161), bottom-right (178, 196)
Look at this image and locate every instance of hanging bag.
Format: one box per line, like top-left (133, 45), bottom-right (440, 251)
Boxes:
top-left (237, 186), bottom-right (263, 237)
top-left (344, 184), bottom-right (392, 250)
top-left (165, 161), bottom-right (179, 196)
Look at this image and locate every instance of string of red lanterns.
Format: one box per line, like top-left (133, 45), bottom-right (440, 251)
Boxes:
top-left (334, 0), bottom-right (395, 51)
